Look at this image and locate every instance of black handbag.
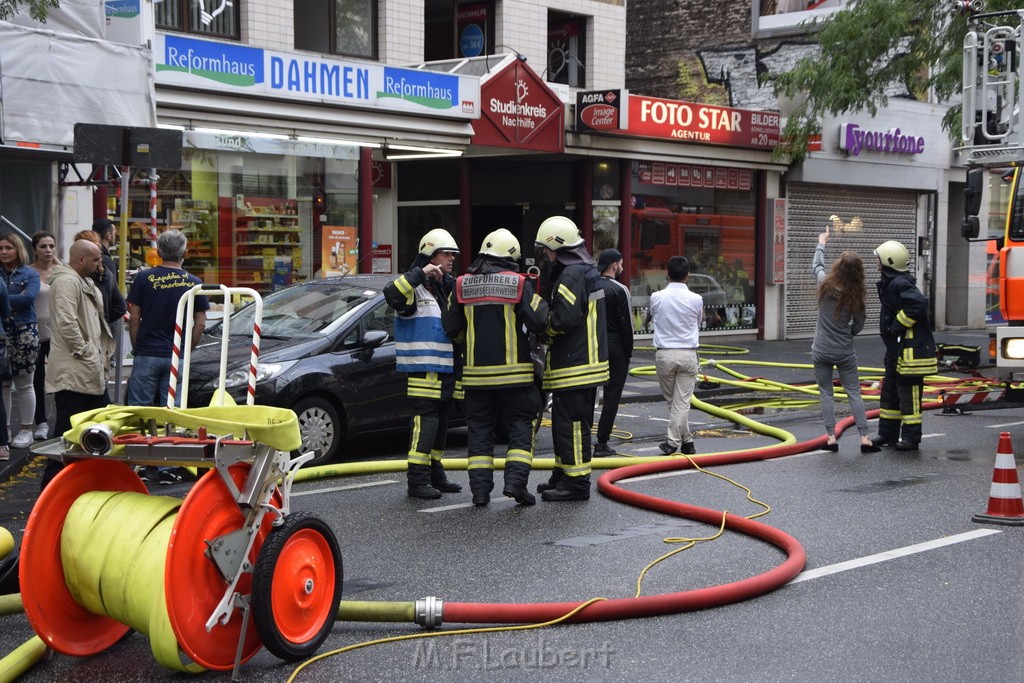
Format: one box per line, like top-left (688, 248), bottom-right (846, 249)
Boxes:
top-left (0, 335), bottom-right (11, 382)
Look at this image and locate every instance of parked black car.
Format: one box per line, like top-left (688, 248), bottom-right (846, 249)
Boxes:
top-left (185, 275), bottom-right (426, 467)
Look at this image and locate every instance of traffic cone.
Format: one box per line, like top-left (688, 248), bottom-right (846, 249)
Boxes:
top-left (973, 431), bottom-right (1024, 526)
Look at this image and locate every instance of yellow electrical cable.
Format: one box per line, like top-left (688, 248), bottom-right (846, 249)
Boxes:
top-left (632, 455), bottom-right (771, 597)
top-left (286, 597), bottom-right (609, 683)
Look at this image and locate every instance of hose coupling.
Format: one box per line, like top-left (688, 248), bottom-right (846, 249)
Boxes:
top-left (414, 596), bottom-right (443, 628)
top-left (80, 423), bottom-right (115, 456)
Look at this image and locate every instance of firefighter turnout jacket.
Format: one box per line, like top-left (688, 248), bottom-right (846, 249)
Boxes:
top-left (444, 266), bottom-right (550, 388)
top-left (877, 268), bottom-right (938, 377)
top-left (543, 261), bottom-right (609, 391)
top-left (384, 265), bottom-right (459, 400)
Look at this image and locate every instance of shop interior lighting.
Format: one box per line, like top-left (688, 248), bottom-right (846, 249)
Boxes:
top-left (194, 127), bottom-right (290, 140)
top-left (296, 136), bottom-right (381, 148)
top-left (381, 143), bottom-right (464, 160)
top-left (157, 123), bottom-right (186, 131)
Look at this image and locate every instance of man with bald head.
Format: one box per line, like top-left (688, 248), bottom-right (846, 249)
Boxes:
top-left (39, 238), bottom-right (115, 490)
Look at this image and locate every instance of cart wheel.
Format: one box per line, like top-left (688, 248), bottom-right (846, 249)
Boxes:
top-left (251, 512), bottom-right (342, 661)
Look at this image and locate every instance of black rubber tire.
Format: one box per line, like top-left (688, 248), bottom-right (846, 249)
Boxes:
top-left (251, 512), bottom-right (343, 661)
top-left (292, 396), bottom-right (342, 467)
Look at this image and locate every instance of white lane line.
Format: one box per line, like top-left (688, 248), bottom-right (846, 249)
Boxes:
top-left (789, 529), bottom-right (1003, 584)
top-left (616, 413), bottom-right (640, 418)
top-left (921, 433), bottom-right (945, 439)
top-left (421, 498), bottom-right (516, 513)
top-left (987, 420), bottom-right (1024, 428)
top-left (292, 480), bottom-right (398, 497)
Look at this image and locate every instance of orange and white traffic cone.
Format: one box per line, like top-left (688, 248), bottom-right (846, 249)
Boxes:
top-left (973, 431), bottom-right (1024, 526)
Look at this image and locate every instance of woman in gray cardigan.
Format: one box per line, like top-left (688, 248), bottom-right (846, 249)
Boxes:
top-left (812, 227), bottom-right (880, 453)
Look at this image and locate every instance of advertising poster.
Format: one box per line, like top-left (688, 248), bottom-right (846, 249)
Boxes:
top-left (371, 244), bottom-right (393, 273)
top-left (323, 226), bottom-right (358, 277)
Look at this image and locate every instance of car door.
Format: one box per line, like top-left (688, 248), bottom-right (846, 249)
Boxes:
top-left (332, 298), bottom-right (410, 434)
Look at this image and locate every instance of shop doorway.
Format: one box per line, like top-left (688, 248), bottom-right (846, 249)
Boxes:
top-left (471, 203), bottom-right (572, 266)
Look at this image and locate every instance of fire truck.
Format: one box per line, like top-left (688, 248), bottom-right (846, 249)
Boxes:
top-left (960, 2), bottom-right (1024, 394)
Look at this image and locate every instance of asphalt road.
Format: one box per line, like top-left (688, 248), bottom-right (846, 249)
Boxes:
top-left (2, 329), bottom-right (1022, 682)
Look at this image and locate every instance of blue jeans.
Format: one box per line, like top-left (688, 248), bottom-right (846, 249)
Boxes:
top-left (126, 354), bottom-right (177, 408)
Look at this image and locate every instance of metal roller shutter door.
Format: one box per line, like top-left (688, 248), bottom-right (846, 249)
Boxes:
top-left (784, 184), bottom-right (917, 337)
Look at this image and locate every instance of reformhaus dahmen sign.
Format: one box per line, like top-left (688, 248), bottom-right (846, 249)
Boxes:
top-left (154, 34), bottom-right (480, 119)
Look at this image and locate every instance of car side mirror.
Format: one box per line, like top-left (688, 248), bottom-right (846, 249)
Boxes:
top-left (363, 330), bottom-right (388, 349)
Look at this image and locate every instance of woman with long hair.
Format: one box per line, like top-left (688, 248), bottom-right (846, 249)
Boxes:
top-left (0, 232), bottom-right (40, 450)
top-left (29, 231), bottom-right (58, 440)
top-left (812, 227), bottom-right (879, 453)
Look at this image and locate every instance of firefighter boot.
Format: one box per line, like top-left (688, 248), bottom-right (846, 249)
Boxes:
top-left (502, 462), bottom-right (536, 506)
top-left (541, 474), bottom-right (590, 502)
top-left (407, 464), bottom-right (442, 500)
top-left (536, 468), bottom-right (563, 494)
top-left (430, 459), bottom-right (462, 493)
top-left (469, 467), bottom-right (494, 507)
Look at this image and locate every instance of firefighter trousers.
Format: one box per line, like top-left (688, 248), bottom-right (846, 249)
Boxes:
top-left (407, 397), bottom-right (453, 467)
top-left (465, 386), bottom-right (540, 494)
top-left (550, 387), bottom-right (596, 490)
top-left (876, 357), bottom-right (924, 445)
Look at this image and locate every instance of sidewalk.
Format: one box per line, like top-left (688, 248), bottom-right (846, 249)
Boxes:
top-left (620, 328), bottom-right (992, 404)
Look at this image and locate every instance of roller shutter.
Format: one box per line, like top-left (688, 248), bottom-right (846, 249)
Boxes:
top-left (784, 184), bottom-right (918, 337)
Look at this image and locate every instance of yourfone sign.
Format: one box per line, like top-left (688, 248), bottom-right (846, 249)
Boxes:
top-left (839, 123), bottom-right (925, 156)
top-left (154, 34), bottom-right (480, 119)
top-left (472, 59), bottom-right (563, 152)
top-left (620, 95), bottom-right (779, 150)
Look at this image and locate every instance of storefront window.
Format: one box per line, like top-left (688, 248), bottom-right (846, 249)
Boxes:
top-left (630, 161), bottom-right (757, 332)
top-left (118, 135), bottom-right (360, 297)
top-left (295, 0), bottom-right (378, 59)
top-left (155, 0), bottom-right (239, 39)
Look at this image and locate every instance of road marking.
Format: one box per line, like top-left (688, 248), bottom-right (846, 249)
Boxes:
top-left (789, 529), bottom-right (1003, 584)
top-left (292, 480), bottom-right (398, 497)
top-left (921, 433), bottom-right (945, 439)
top-left (616, 413), bottom-right (640, 418)
top-left (421, 498), bottom-right (516, 513)
top-left (986, 420), bottom-right (1024, 428)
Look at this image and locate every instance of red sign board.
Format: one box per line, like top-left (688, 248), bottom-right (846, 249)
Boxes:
top-left (472, 59), bottom-right (564, 152)
top-left (623, 95), bottom-right (779, 151)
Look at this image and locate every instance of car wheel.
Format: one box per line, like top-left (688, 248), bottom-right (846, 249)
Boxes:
top-left (293, 397), bottom-right (342, 467)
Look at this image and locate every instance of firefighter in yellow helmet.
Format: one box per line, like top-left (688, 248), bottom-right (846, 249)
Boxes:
top-left (533, 216), bottom-right (609, 502)
top-left (870, 240), bottom-right (937, 451)
top-left (383, 228), bottom-right (463, 498)
top-left (443, 228), bottom-right (549, 506)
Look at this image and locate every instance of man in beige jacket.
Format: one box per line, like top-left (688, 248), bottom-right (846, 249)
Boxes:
top-left (39, 239), bottom-right (115, 490)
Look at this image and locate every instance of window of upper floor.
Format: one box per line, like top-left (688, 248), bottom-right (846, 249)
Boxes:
top-left (754, 0), bottom-right (848, 39)
top-left (424, 0), bottom-right (496, 62)
top-left (294, 0), bottom-right (378, 59)
top-left (547, 11), bottom-right (586, 88)
top-left (155, 0), bottom-right (240, 39)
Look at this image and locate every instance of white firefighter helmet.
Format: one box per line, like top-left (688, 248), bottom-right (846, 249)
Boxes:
top-left (874, 240), bottom-right (909, 272)
top-left (418, 228), bottom-right (460, 257)
top-left (535, 216), bottom-right (583, 250)
top-left (480, 228), bottom-right (521, 260)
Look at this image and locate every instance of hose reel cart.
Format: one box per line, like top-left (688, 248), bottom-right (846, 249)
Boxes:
top-left (21, 285), bottom-right (342, 676)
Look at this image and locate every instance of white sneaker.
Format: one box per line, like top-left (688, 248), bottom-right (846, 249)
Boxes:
top-left (34, 424), bottom-right (49, 440)
top-left (11, 429), bottom-right (34, 449)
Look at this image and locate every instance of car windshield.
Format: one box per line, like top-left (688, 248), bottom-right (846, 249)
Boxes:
top-left (215, 284), bottom-right (380, 338)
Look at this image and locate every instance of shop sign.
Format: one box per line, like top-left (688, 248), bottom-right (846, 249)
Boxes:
top-left (766, 198), bottom-right (786, 285)
top-left (184, 131), bottom-right (361, 160)
top-left (619, 95), bottom-right (779, 150)
top-left (575, 89), bottom-right (628, 133)
top-left (370, 244), bottom-right (393, 273)
top-left (472, 59), bottom-right (564, 152)
top-left (838, 123), bottom-right (925, 156)
top-left (155, 33), bottom-right (480, 120)
top-left (638, 162), bottom-right (751, 191)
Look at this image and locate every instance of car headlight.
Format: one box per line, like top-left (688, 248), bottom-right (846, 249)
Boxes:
top-left (1004, 338), bottom-right (1024, 361)
top-left (215, 360), bottom-right (298, 389)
